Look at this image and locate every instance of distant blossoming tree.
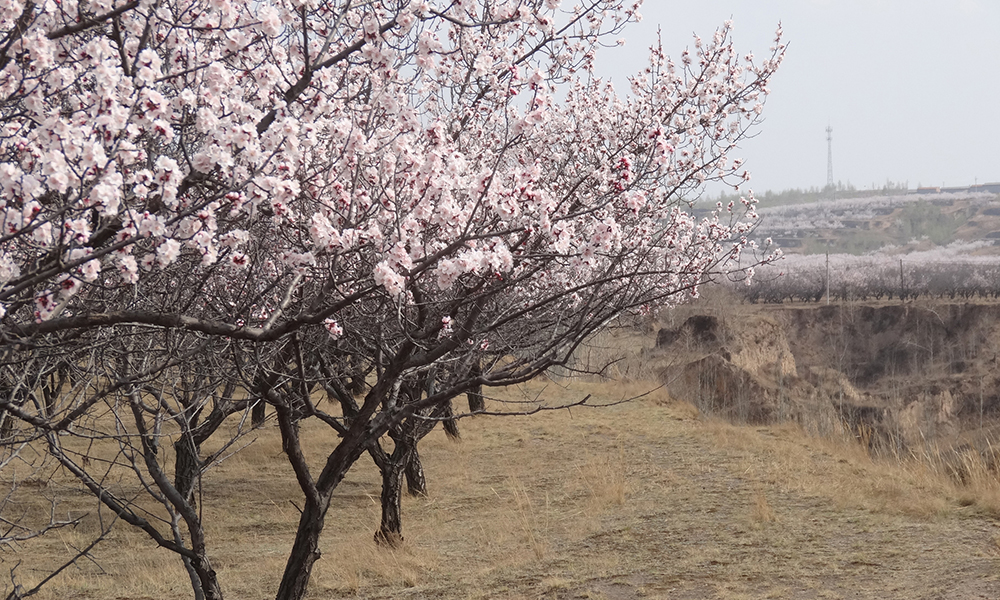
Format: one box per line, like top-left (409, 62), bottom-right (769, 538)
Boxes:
top-left (0, 0), bottom-right (782, 598)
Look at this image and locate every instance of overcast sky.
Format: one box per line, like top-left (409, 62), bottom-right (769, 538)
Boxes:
top-left (594, 0), bottom-right (1000, 194)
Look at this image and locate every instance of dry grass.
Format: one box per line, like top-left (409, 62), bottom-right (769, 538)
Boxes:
top-left (914, 442), bottom-right (1000, 517)
top-left (700, 418), bottom-right (961, 518)
top-left (579, 441), bottom-right (629, 508)
top-left (2, 376), bottom-right (1000, 599)
top-left (749, 487), bottom-right (777, 525)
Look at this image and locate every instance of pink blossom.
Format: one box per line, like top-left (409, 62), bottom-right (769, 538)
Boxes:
top-left (79, 259), bottom-right (101, 282)
top-left (439, 315), bottom-right (453, 337)
top-left (219, 230), bottom-right (249, 250)
top-left (323, 319), bottom-right (343, 340)
top-left (63, 218), bottom-right (92, 244)
top-left (435, 258), bottom-right (464, 290)
top-left (118, 255), bottom-right (139, 284)
top-left (138, 213), bottom-right (166, 238)
top-left (0, 252), bottom-right (20, 284)
top-left (156, 239), bottom-right (182, 267)
top-left (33, 291), bottom-right (56, 322)
top-left (229, 253), bottom-right (249, 268)
top-left (0, 0), bottom-right (783, 414)
top-left (191, 151), bottom-right (216, 173)
top-left (373, 262), bottom-right (405, 297)
top-left (255, 5), bottom-right (283, 37)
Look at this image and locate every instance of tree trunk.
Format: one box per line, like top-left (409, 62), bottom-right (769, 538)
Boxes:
top-left (274, 499), bottom-right (327, 600)
top-left (251, 401), bottom-right (265, 428)
top-left (181, 557), bottom-right (206, 600)
top-left (404, 446), bottom-right (426, 496)
top-left (375, 451), bottom-right (407, 546)
top-left (0, 412), bottom-right (12, 439)
top-left (174, 436), bottom-right (201, 507)
top-left (348, 355), bottom-right (366, 396)
top-left (442, 400), bottom-right (460, 439)
top-left (274, 375), bottom-right (402, 600)
top-left (467, 361), bottom-right (484, 413)
top-left (467, 385), bottom-right (484, 413)
top-left (191, 555), bottom-right (223, 600)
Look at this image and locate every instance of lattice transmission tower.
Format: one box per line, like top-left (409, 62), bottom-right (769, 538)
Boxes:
top-left (826, 125), bottom-right (834, 188)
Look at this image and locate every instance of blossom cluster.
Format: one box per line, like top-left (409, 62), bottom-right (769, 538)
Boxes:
top-left (0, 0), bottom-right (782, 349)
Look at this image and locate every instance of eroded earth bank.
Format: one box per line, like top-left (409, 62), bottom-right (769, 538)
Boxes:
top-left (657, 301), bottom-right (1000, 454)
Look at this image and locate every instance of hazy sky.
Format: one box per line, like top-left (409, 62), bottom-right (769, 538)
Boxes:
top-left (594, 0), bottom-right (1000, 194)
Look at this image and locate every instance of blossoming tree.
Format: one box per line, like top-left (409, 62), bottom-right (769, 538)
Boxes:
top-left (0, 0), bottom-right (783, 598)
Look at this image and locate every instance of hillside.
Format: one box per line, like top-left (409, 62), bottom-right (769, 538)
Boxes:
top-left (706, 191), bottom-right (1000, 303)
top-left (745, 192), bottom-right (1000, 255)
top-left (656, 300), bottom-right (1000, 451)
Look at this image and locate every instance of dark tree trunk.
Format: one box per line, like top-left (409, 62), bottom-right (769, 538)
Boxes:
top-left (404, 446), bottom-right (426, 496)
top-left (274, 499), bottom-right (327, 600)
top-left (174, 435), bottom-right (201, 508)
top-left (0, 412), bottom-right (12, 439)
top-left (442, 400), bottom-right (460, 439)
top-left (180, 554), bottom-right (206, 600)
top-left (192, 555), bottom-right (223, 600)
top-left (273, 374), bottom-right (404, 600)
top-left (375, 445), bottom-right (407, 546)
top-left (467, 384), bottom-right (484, 413)
top-left (251, 401), bottom-right (266, 427)
top-left (467, 360), bottom-right (484, 413)
top-left (348, 355), bottom-right (366, 396)
top-left (378, 400), bottom-right (458, 539)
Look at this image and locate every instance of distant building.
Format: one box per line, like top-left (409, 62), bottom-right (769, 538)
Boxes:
top-left (970, 183), bottom-right (1000, 194)
top-left (910, 183), bottom-right (1000, 195)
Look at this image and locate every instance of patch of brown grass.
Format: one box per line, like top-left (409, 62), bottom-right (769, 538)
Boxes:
top-left (750, 487), bottom-right (777, 525)
top-left (912, 443), bottom-right (1000, 518)
top-left (700, 417), bottom-right (962, 518)
top-left (579, 442), bottom-right (629, 509)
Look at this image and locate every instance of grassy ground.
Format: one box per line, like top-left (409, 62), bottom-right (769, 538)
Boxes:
top-left (5, 378), bottom-right (1000, 600)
